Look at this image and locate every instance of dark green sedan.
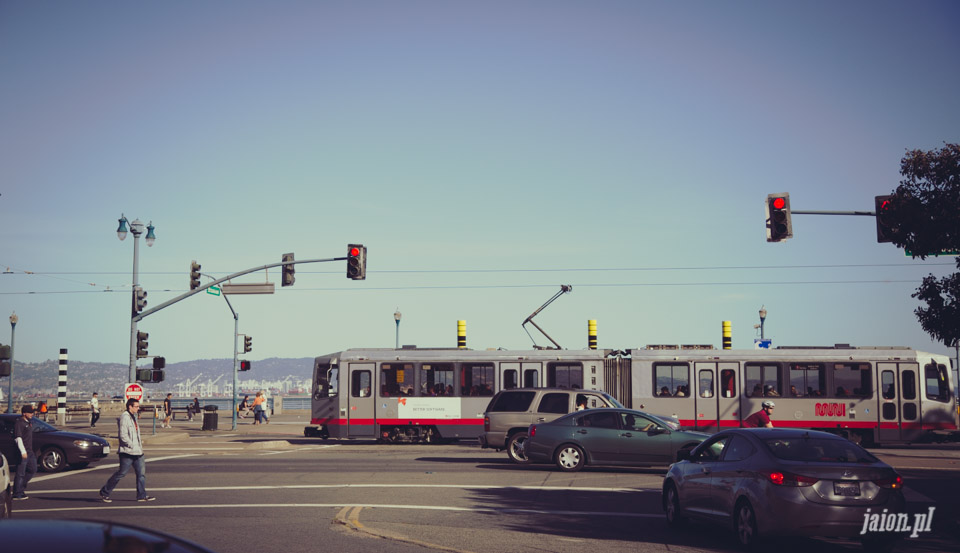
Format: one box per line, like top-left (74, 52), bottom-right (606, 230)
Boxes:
top-left (524, 408), bottom-right (708, 471)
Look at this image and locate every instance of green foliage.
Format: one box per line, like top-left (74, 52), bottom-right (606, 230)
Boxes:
top-left (893, 143), bottom-right (960, 347)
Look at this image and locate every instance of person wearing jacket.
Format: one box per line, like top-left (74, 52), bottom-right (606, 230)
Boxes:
top-left (13, 404), bottom-right (37, 500)
top-left (99, 398), bottom-right (155, 502)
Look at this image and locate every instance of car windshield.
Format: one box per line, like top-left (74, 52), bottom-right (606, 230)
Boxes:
top-left (763, 436), bottom-right (879, 464)
top-left (602, 393), bottom-right (625, 409)
top-left (31, 419), bottom-right (58, 432)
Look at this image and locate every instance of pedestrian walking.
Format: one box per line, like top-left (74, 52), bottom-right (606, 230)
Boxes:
top-left (99, 398), bottom-right (155, 503)
top-left (90, 392), bottom-right (101, 428)
top-left (13, 404), bottom-right (37, 500)
top-left (238, 395), bottom-right (249, 419)
top-left (161, 393), bottom-right (173, 428)
top-left (251, 391), bottom-right (264, 425)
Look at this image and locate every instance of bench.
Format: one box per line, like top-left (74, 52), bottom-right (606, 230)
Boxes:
top-left (170, 406), bottom-right (197, 421)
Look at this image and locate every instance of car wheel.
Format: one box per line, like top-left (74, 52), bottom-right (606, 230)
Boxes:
top-left (734, 499), bottom-right (759, 550)
top-left (664, 483), bottom-right (686, 527)
top-left (40, 447), bottom-right (67, 473)
top-left (555, 444), bottom-right (585, 472)
top-left (506, 432), bottom-right (530, 464)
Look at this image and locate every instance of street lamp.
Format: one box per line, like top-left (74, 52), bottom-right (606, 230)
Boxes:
top-left (394, 309), bottom-right (401, 349)
top-left (6, 312), bottom-right (16, 414)
top-left (758, 306), bottom-right (767, 341)
top-left (117, 215), bottom-right (156, 383)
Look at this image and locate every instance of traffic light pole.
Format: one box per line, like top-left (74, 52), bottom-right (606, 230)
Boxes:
top-left (132, 256), bottom-right (344, 324)
top-left (791, 210), bottom-right (876, 216)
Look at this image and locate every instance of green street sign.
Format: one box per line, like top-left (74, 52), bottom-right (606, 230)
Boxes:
top-left (905, 249), bottom-right (960, 257)
top-left (207, 285), bottom-right (221, 296)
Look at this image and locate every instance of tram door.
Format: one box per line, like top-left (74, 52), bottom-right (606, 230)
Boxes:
top-left (694, 362), bottom-right (739, 429)
top-left (877, 362), bottom-right (921, 443)
top-left (694, 363), bottom-right (718, 430)
top-left (347, 363), bottom-right (375, 437)
top-left (500, 362), bottom-right (542, 389)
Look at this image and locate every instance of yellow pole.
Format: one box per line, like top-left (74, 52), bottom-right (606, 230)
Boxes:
top-left (722, 321), bottom-right (732, 350)
top-left (457, 320), bottom-right (466, 349)
top-left (588, 320), bottom-right (597, 350)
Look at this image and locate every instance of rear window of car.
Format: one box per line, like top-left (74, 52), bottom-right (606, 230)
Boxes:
top-left (487, 391), bottom-right (536, 412)
top-left (762, 437), bottom-right (878, 463)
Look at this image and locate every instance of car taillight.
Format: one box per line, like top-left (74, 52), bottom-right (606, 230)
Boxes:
top-left (875, 474), bottom-right (903, 489)
top-left (529, 425), bottom-right (536, 438)
top-left (484, 416), bottom-right (490, 432)
top-left (768, 471), bottom-right (818, 487)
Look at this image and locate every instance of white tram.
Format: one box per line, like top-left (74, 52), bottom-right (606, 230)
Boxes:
top-left (307, 344), bottom-right (956, 445)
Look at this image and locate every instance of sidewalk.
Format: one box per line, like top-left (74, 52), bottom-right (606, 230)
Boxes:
top-left (63, 410), bottom-right (314, 446)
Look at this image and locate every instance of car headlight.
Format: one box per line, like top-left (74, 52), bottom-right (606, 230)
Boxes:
top-left (73, 439), bottom-right (96, 448)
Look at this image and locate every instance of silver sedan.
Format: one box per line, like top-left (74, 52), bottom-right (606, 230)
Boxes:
top-left (663, 428), bottom-right (905, 551)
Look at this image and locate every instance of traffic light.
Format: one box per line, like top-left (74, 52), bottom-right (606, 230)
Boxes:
top-left (134, 286), bottom-right (148, 314)
top-left (153, 356), bottom-right (166, 369)
top-left (240, 360), bottom-right (251, 371)
top-left (347, 244), bottom-right (366, 280)
top-left (875, 195), bottom-right (896, 243)
top-left (136, 331), bottom-right (149, 358)
top-left (766, 193), bottom-right (793, 242)
top-left (243, 335), bottom-right (252, 353)
top-left (136, 368), bottom-right (164, 383)
top-left (189, 261), bottom-right (202, 291)
top-left (0, 344), bottom-right (11, 377)
top-left (282, 253), bottom-right (295, 287)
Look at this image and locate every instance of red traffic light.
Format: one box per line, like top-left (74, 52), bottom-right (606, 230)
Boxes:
top-left (772, 197), bottom-right (786, 210)
top-left (349, 247), bottom-right (360, 256)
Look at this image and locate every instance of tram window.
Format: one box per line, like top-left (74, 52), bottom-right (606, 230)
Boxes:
top-left (462, 363), bottom-right (495, 396)
top-left (720, 369), bottom-right (737, 398)
top-left (548, 363), bottom-right (583, 389)
top-left (881, 370), bottom-right (896, 400)
top-left (745, 363), bottom-right (781, 397)
top-left (420, 363), bottom-right (455, 396)
top-left (317, 366), bottom-right (338, 398)
top-left (523, 369), bottom-right (539, 388)
top-left (903, 403), bottom-right (918, 420)
top-left (698, 370), bottom-right (714, 398)
top-left (789, 363), bottom-right (824, 397)
top-left (924, 363), bottom-right (950, 403)
top-left (833, 363), bottom-right (871, 398)
top-left (902, 371), bottom-right (917, 401)
top-left (381, 363), bottom-right (415, 397)
top-left (654, 363), bottom-right (690, 398)
top-left (351, 370), bottom-right (370, 398)
top-left (503, 369), bottom-right (518, 390)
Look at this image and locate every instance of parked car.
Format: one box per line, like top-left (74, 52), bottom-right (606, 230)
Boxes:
top-left (480, 388), bottom-right (624, 463)
top-left (0, 414), bottom-right (110, 473)
top-left (662, 428), bottom-right (905, 551)
top-left (1, 453), bottom-right (11, 518)
top-left (0, 519), bottom-right (217, 552)
top-left (525, 408), bottom-right (707, 471)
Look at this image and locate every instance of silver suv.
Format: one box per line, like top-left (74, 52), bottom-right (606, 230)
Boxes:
top-left (480, 388), bottom-right (622, 463)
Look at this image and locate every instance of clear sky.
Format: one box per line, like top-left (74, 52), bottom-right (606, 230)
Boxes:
top-left (2, 1), bottom-right (958, 367)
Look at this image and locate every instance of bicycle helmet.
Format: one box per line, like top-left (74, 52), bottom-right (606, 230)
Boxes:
top-left (762, 400), bottom-right (776, 409)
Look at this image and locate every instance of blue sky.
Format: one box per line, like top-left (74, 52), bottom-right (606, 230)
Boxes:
top-left (2, 1), bottom-right (958, 368)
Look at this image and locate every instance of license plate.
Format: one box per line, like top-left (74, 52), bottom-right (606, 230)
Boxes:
top-left (834, 481), bottom-right (860, 496)
top-left (103, 445), bottom-right (111, 454)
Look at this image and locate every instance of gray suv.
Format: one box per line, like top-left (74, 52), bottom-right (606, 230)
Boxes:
top-left (480, 388), bottom-right (622, 463)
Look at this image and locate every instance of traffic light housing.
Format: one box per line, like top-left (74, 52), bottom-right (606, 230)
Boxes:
top-left (0, 344), bottom-right (11, 377)
top-left (136, 331), bottom-right (149, 358)
top-left (136, 368), bottom-right (165, 383)
top-left (347, 244), bottom-right (366, 280)
top-left (134, 286), bottom-right (148, 314)
top-left (282, 253), bottom-right (295, 287)
top-left (766, 193), bottom-right (793, 242)
top-left (189, 261), bottom-right (202, 291)
top-left (875, 195), bottom-right (896, 243)
top-left (240, 360), bottom-right (251, 371)
top-left (153, 356), bottom-right (166, 369)
top-left (243, 335), bottom-right (252, 353)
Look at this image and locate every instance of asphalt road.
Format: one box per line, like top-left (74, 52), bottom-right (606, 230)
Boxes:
top-left (8, 415), bottom-right (960, 553)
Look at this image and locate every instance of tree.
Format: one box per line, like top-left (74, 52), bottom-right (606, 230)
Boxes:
top-left (887, 143), bottom-right (960, 348)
